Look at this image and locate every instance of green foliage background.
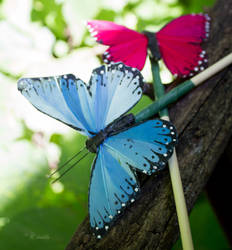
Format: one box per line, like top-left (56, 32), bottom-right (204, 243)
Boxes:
top-left (0, 0), bottom-right (230, 249)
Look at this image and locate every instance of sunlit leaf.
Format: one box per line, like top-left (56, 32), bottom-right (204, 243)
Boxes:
top-left (94, 9), bottom-right (117, 21)
top-left (49, 133), bottom-right (64, 146)
top-left (31, 0), bottom-right (67, 41)
top-left (16, 120), bottom-right (34, 141)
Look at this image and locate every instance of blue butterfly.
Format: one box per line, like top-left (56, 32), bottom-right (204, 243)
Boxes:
top-left (17, 62), bottom-right (177, 239)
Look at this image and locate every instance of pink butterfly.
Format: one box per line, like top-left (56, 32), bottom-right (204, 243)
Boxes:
top-left (87, 14), bottom-right (210, 77)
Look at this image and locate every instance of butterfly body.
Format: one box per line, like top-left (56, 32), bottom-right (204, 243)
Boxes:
top-left (143, 31), bottom-right (161, 61)
top-left (86, 113), bottom-right (135, 153)
top-left (18, 62), bottom-right (177, 238)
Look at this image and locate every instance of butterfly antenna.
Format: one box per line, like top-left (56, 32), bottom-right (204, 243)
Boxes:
top-left (106, 63), bottom-right (109, 73)
top-left (51, 151), bottom-right (89, 184)
top-left (48, 146), bottom-right (87, 178)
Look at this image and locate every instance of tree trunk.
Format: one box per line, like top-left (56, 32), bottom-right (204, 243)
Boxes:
top-left (66, 0), bottom-right (232, 249)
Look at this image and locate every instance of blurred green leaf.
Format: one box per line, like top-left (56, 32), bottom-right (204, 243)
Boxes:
top-left (177, 0), bottom-right (215, 13)
top-left (0, 69), bottom-right (21, 81)
top-left (94, 9), bottom-right (117, 21)
top-left (0, 206), bottom-right (85, 250)
top-left (50, 132), bottom-right (92, 195)
top-left (172, 193), bottom-right (230, 250)
top-left (122, 0), bottom-right (143, 14)
top-left (31, 0), bottom-right (67, 41)
top-left (16, 120), bottom-right (34, 142)
top-left (49, 133), bottom-right (64, 146)
top-left (0, 144), bottom-right (49, 218)
top-left (0, 133), bottom-right (89, 250)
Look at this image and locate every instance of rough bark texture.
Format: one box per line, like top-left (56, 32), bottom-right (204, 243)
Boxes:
top-left (66, 1), bottom-right (232, 249)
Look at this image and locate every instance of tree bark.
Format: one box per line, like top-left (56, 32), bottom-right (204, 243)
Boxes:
top-left (66, 0), bottom-right (232, 249)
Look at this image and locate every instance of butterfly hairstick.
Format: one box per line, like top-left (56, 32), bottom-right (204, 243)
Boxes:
top-left (17, 62), bottom-right (178, 238)
top-left (87, 14), bottom-right (210, 78)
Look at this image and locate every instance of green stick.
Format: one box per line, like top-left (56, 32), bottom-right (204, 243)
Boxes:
top-left (135, 79), bottom-right (194, 122)
top-left (135, 53), bottom-right (232, 122)
top-left (150, 58), bottom-right (194, 250)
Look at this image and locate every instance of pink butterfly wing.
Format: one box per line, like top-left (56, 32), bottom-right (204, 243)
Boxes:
top-left (156, 14), bottom-right (210, 77)
top-left (87, 20), bottom-right (148, 70)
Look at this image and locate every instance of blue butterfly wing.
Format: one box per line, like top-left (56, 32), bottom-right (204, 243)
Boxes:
top-left (89, 145), bottom-right (139, 238)
top-left (18, 62), bottom-right (144, 135)
top-left (59, 74), bottom-right (96, 133)
top-left (104, 119), bottom-right (178, 174)
top-left (17, 75), bottom-right (95, 136)
top-left (88, 63), bottom-right (144, 131)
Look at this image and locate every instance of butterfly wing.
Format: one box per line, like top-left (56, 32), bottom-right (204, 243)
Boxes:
top-left (89, 145), bottom-right (139, 238)
top-left (87, 20), bottom-right (148, 70)
top-left (89, 119), bottom-right (177, 238)
top-left (104, 119), bottom-right (177, 174)
top-left (88, 62), bottom-right (144, 131)
top-left (17, 74), bottom-right (96, 135)
top-left (18, 62), bottom-right (144, 135)
top-left (156, 14), bottom-right (210, 77)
